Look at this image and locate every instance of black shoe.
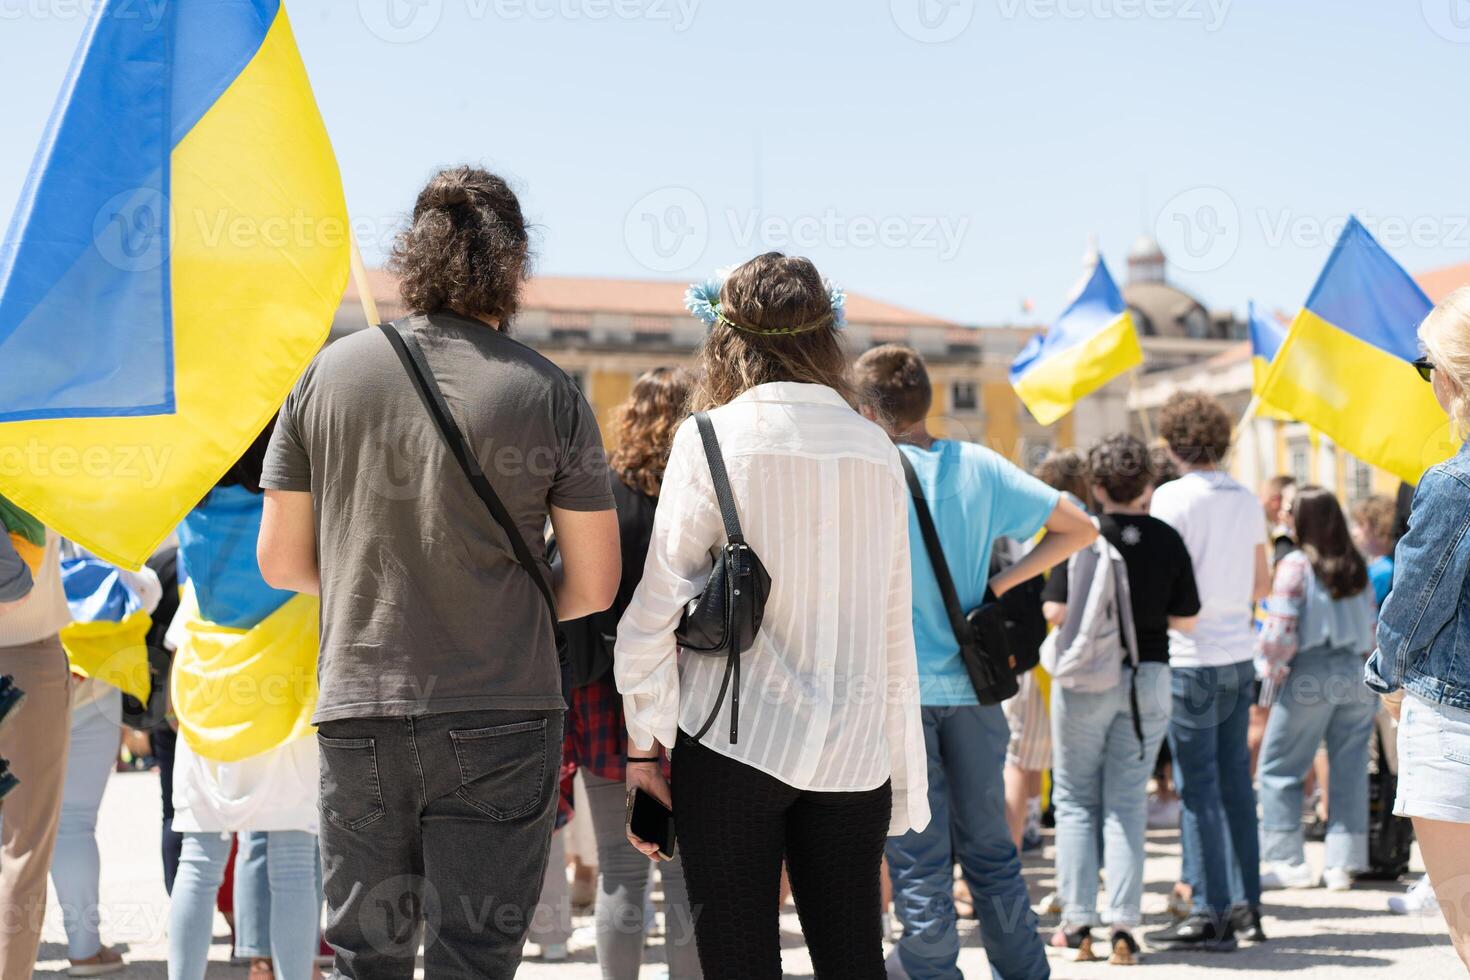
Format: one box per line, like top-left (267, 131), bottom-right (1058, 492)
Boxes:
top-left (1144, 914), bottom-right (1238, 952)
top-left (1230, 902), bottom-right (1267, 942)
top-left (0, 675), bottom-right (25, 735)
top-left (1109, 929), bottom-right (1141, 965)
top-left (0, 758), bottom-right (18, 802)
top-left (1048, 925), bottom-right (1097, 962)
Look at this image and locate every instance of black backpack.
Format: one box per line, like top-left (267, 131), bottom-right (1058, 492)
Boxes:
top-left (1363, 719), bottom-right (1415, 880)
top-left (559, 474), bottom-right (659, 690)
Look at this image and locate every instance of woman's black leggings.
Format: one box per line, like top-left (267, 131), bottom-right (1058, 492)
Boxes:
top-left (671, 729), bottom-right (892, 980)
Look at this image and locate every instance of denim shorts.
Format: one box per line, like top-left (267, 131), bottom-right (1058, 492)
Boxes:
top-left (1395, 694), bottom-right (1470, 823)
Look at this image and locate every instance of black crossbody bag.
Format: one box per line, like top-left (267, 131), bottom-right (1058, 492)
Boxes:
top-left (899, 452), bottom-right (1020, 705)
top-left (674, 412), bottom-right (771, 744)
top-left (378, 321), bottom-right (569, 684)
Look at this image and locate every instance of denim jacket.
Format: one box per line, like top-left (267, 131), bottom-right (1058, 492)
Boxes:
top-left (1366, 445), bottom-right (1470, 710)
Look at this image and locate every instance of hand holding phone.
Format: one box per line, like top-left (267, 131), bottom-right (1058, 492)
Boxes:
top-left (625, 764), bottom-right (675, 861)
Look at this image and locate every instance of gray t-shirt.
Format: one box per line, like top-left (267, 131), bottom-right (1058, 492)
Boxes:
top-left (261, 312), bottom-right (614, 723)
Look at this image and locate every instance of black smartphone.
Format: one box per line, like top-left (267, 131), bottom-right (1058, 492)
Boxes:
top-left (625, 787), bottom-right (675, 861)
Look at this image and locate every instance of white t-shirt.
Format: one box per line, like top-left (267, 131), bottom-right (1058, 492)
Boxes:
top-left (1149, 470), bottom-right (1265, 668)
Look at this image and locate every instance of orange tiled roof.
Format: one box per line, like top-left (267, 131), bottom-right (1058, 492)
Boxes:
top-left (344, 270), bottom-right (955, 328)
top-left (1416, 261), bottom-right (1470, 304)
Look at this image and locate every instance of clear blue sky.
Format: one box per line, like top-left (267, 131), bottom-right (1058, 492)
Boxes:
top-left (2, 0), bottom-right (1467, 326)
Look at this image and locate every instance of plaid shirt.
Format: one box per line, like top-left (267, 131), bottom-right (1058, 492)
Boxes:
top-left (567, 673), bottom-right (631, 781)
top-left (566, 671), bottom-right (672, 783)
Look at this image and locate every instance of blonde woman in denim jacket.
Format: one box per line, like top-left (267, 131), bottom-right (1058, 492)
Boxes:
top-left (1366, 286), bottom-right (1470, 968)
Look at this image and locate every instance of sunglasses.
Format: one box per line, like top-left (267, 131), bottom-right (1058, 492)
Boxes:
top-left (1413, 356), bottom-right (1435, 383)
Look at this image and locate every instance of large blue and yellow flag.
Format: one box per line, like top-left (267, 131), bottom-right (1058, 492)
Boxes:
top-left (0, 0), bottom-right (348, 568)
top-left (1010, 257), bottom-right (1143, 425)
top-left (1260, 216), bottom-right (1452, 484)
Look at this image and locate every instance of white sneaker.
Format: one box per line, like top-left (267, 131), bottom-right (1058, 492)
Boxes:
top-left (1322, 867), bottom-right (1354, 892)
top-left (1260, 861), bottom-right (1318, 889)
top-left (540, 943), bottom-right (569, 962)
top-left (1036, 890), bottom-right (1063, 915)
top-left (1389, 876), bottom-right (1440, 915)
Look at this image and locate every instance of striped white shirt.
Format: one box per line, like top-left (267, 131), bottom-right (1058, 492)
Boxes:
top-left (615, 382), bottom-right (930, 835)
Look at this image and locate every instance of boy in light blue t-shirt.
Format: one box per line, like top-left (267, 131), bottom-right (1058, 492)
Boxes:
top-left (856, 345), bottom-right (1095, 980)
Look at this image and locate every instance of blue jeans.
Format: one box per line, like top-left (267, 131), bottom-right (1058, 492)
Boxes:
top-left (169, 831), bottom-right (320, 980)
top-left (886, 705), bottom-right (1049, 980)
top-left (232, 830), bottom-right (324, 975)
top-left (1051, 663), bottom-right (1171, 930)
top-left (1169, 660), bottom-right (1260, 918)
top-left (50, 685), bottom-right (120, 960)
top-left (1258, 649), bottom-right (1376, 871)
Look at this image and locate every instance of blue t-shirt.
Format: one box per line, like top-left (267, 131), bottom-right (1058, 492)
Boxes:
top-left (1368, 554), bottom-right (1394, 610)
top-left (901, 441), bottom-right (1060, 705)
top-left (177, 484), bottom-right (293, 630)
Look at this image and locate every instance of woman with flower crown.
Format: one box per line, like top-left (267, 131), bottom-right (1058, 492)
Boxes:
top-left (614, 252), bottom-right (929, 979)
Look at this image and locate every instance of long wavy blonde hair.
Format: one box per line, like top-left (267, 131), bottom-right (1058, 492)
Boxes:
top-left (688, 252), bottom-right (856, 412)
top-left (607, 366), bottom-right (695, 497)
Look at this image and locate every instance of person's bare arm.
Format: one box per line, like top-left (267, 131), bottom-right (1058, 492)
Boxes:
top-left (1043, 601), bottom-right (1067, 627)
top-left (549, 505), bottom-right (620, 620)
top-left (990, 498), bottom-right (1097, 597)
top-left (1168, 615), bottom-right (1199, 632)
top-left (1251, 543), bottom-right (1270, 602)
top-left (257, 490), bottom-right (320, 596)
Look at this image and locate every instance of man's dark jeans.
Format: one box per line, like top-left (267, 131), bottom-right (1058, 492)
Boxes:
top-left (1169, 660), bottom-right (1261, 920)
top-left (317, 708), bottom-right (564, 980)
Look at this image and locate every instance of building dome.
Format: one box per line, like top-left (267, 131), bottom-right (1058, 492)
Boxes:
top-left (1128, 235), bottom-right (1165, 264)
top-left (1124, 280), bottom-right (1213, 339)
top-left (1127, 235), bottom-right (1166, 284)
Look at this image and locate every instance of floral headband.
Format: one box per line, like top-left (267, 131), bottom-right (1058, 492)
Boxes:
top-left (683, 271), bottom-right (847, 336)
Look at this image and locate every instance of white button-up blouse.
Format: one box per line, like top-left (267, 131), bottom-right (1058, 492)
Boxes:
top-left (614, 382), bottom-right (930, 835)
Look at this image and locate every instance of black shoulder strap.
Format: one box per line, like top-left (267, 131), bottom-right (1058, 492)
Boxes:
top-left (694, 412), bottom-right (744, 545)
top-left (377, 321), bottom-right (559, 624)
top-left (898, 450), bottom-right (975, 648)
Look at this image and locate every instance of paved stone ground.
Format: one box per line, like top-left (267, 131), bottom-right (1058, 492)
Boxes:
top-left (35, 770), bottom-right (1465, 978)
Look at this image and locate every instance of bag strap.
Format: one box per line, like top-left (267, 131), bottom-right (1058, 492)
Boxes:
top-left (693, 412), bottom-right (744, 544)
top-left (898, 451), bottom-right (976, 649)
top-left (377, 321), bottom-right (559, 626)
top-left (690, 411), bottom-right (744, 745)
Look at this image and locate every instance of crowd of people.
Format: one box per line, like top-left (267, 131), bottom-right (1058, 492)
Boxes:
top-left (2, 165), bottom-right (1470, 979)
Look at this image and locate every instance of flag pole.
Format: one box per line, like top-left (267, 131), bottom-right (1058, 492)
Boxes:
top-left (1130, 369), bottom-right (1155, 443)
top-left (348, 232), bottom-right (380, 327)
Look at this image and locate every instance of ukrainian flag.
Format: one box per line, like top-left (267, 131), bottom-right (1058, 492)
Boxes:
top-left (1248, 301), bottom-right (1293, 422)
top-left (0, 0), bottom-right (347, 568)
top-left (1011, 257), bottom-right (1143, 426)
top-left (1260, 216), bottom-right (1453, 484)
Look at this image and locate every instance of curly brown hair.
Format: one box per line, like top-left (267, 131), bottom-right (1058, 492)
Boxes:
top-left (389, 166), bottom-right (531, 324)
top-left (689, 252), bottom-right (855, 412)
top-left (1157, 391), bottom-right (1233, 467)
top-left (1035, 448), bottom-right (1092, 510)
top-left (1088, 433), bottom-right (1153, 505)
top-left (607, 366), bottom-right (695, 497)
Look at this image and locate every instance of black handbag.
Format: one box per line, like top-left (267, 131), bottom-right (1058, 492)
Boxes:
top-left (378, 322), bottom-right (570, 687)
top-left (674, 412), bottom-right (771, 743)
top-left (899, 452), bottom-right (1020, 705)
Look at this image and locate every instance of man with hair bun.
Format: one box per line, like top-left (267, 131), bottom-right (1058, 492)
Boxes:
top-left (258, 166), bottom-right (621, 978)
